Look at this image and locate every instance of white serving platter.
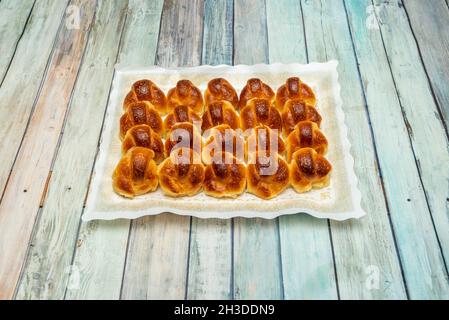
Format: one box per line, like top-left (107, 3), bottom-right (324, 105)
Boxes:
top-left (82, 61), bottom-right (365, 221)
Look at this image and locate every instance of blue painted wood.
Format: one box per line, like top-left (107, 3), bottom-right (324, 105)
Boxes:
top-left (345, 0), bottom-right (449, 299)
top-left (266, 0), bottom-right (338, 300)
top-left (233, 0), bottom-right (283, 300)
top-left (187, 0), bottom-right (233, 300)
top-left (300, 0), bottom-right (406, 299)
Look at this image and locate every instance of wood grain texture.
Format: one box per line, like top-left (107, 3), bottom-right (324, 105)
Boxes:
top-left (0, 0), bottom-right (89, 300)
top-left (120, 0), bottom-right (204, 300)
top-left (0, 0), bottom-right (35, 83)
top-left (0, 0), bottom-right (68, 213)
top-left (233, 0), bottom-right (283, 300)
top-left (64, 0), bottom-right (166, 300)
top-left (186, 0), bottom-right (233, 300)
top-left (345, 0), bottom-right (449, 299)
top-left (373, 0), bottom-right (449, 287)
top-left (300, 0), bottom-right (406, 299)
top-left (16, 0), bottom-right (129, 300)
top-left (266, 0), bottom-right (338, 300)
top-left (403, 0), bottom-right (449, 130)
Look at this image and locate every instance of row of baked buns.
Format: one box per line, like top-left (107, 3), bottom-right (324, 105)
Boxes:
top-left (113, 77), bottom-right (332, 199)
top-left (119, 78), bottom-right (322, 138)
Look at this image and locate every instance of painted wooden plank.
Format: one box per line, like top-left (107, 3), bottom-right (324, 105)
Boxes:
top-left (373, 0), bottom-right (449, 289)
top-left (0, 0), bottom-right (68, 211)
top-left (233, 0), bottom-right (283, 300)
top-left (16, 0), bottom-right (129, 300)
top-left (300, 0), bottom-right (406, 300)
top-left (0, 0), bottom-right (76, 300)
top-left (403, 0), bottom-right (449, 129)
top-left (0, 0), bottom-right (35, 84)
top-left (186, 0), bottom-right (233, 300)
top-left (120, 0), bottom-right (205, 300)
top-left (266, 0), bottom-right (338, 300)
top-left (345, 0), bottom-right (449, 299)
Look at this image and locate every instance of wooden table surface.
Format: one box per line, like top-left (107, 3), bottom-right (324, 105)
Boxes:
top-left (0, 0), bottom-right (448, 300)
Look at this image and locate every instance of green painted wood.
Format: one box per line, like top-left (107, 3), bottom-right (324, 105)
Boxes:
top-left (15, 0), bottom-right (129, 300)
top-left (120, 0), bottom-right (205, 300)
top-left (403, 0), bottom-right (449, 130)
top-left (345, 0), bottom-right (449, 299)
top-left (186, 0), bottom-right (233, 300)
top-left (64, 0), bottom-right (165, 300)
top-left (266, 0), bottom-right (338, 300)
top-left (0, 0), bottom-right (35, 84)
top-left (300, 0), bottom-right (406, 300)
top-left (0, 0), bottom-right (70, 300)
top-left (233, 0), bottom-right (283, 300)
top-left (373, 0), bottom-right (449, 288)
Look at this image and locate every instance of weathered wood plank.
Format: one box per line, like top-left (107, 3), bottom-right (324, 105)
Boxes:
top-left (233, 0), bottom-right (283, 300)
top-left (345, 0), bottom-right (449, 299)
top-left (300, 0), bottom-right (407, 300)
top-left (0, 0), bottom-right (68, 211)
top-left (186, 0), bottom-right (233, 300)
top-left (0, 0), bottom-right (35, 84)
top-left (266, 0), bottom-right (338, 300)
top-left (16, 0), bottom-right (129, 300)
top-left (403, 0), bottom-right (449, 130)
top-left (0, 0), bottom-right (90, 300)
top-left (120, 0), bottom-right (205, 300)
top-left (373, 0), bottom-right (449, 290)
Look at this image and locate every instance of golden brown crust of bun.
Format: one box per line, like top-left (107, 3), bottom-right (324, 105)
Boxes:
top-left (164, 105), bottom-right (202, 133)
top-left (239, 78), bottom-right (275, 110)
top-left (285, 121), bottom-right (328, 162)
top-left (205, 78), bottom-right (239, 109)
top-left (158, 148), bottom-right (205, 197)
top-left (164, 122), bottom-right (202, 156)
top-left (282, 99), bottom-right (322, 136)
top-left (120, 101), bottom-right (164, 139)
top-left (289, 148), bottom-right (332, 193)
top-left (203, 152), bottom-right (247, 198)
top-left (246, 152), bottom-right (290, 199)
top-left (122, 124), bottom-right (164, 163)
top-left (201, 101), bottom-right (241, 132)
top-left (246, 125), bottom-right (285, 160)
top-left (167, 80), bottom-right (204, 114)
top-left (202, 124), bottom-right (245, 164)
top-left (240, 98), bottom-right (282, 132)
top-left (276, 77), bottom-right (316, 111)
top-left (112, 147), bottom-right (158, 198)
top-left (124, 79), bottom-right (167, 114)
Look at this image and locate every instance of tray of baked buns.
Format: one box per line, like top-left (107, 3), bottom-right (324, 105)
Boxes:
top-left (83, 61), bottom-right (365, 221)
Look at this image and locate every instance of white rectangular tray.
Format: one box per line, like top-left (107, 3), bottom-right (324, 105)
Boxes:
top-left (83, 61), bottom-right (365, 221)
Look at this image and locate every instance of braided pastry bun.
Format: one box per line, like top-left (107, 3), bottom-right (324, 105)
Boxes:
top-left (247, 152), bottom-right (290, 199)
top-left (203, 152), bottom-right (247, 198)
top-left (164, 122), bottom-right (202, 156)
top-left (112, 147), bottom-right (158, 198)
top-left (202, 124), bottom-right (245, 164)
top-left (282, 99), bottom-right (322, 136)
top-left (276, 77), bottom-right (316, 111)
top-left (120, 101), bottom-right (164, 139)
top-left (167, 80), bottom-right (204, 114)
top-left (204, 78), bottom-right (239, 109)
top-left (289, 148), bottom-right (332, 193)
top-left (240, 98), bottom-right (282, 132)
top-left (201, 101), bottom-right (241, 132)
top-left (239, 78), bottom-right (275, 110)
top-left (285, 121), bottom-right (328, 162)
top-left (164, 105), bottom-right (202, 133)
top-left (246, 125), bottom-right (285, 160)
top-left (122, 124), bottom-right (164, 163)
top-left (158, 148), bottom-right (205, 197)
top-left (123, 79), bottom-right (167, 114)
